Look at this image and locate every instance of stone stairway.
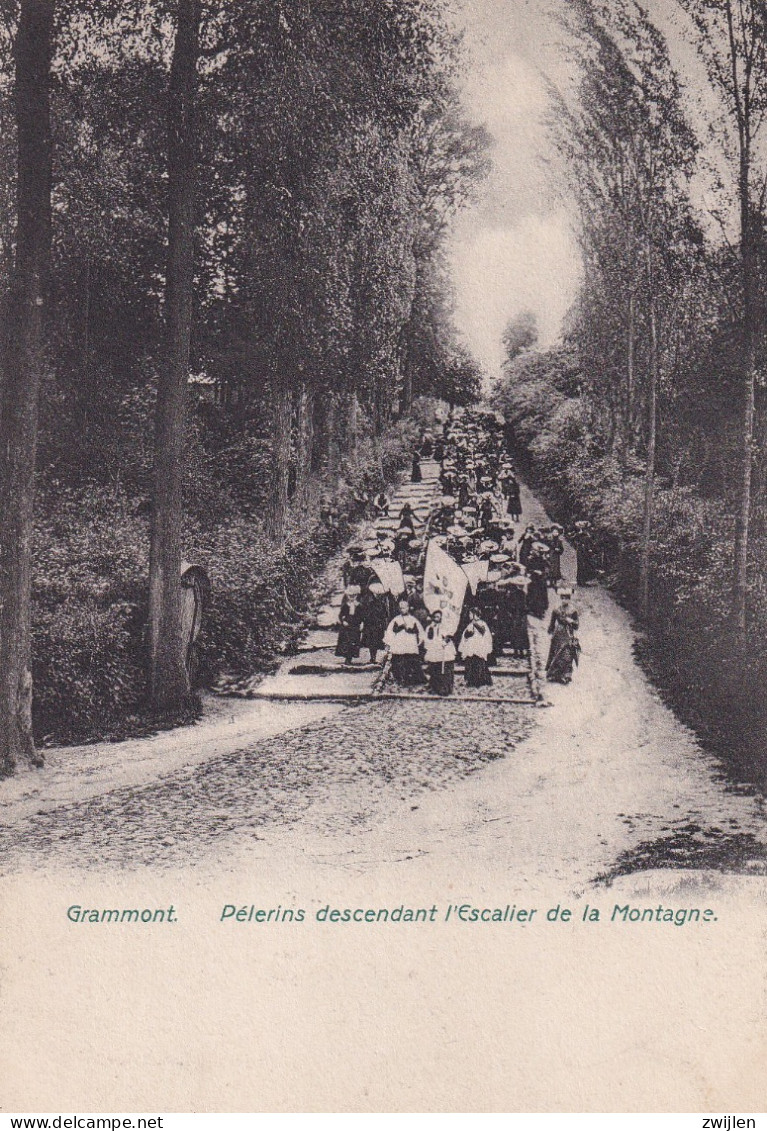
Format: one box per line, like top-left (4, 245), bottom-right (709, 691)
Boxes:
top-left (247, 459), bottom-right (542, 705)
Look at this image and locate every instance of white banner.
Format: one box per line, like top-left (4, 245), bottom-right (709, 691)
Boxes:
top-left (371, 559), bottom-right (405, 596)
top-left (462, 559), bottom-right (489, 595)
top-left (423, 540), bottom-right (468, 637)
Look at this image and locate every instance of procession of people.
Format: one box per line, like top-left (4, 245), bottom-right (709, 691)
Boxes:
top-left (335, 406), bottom-right (589, 692)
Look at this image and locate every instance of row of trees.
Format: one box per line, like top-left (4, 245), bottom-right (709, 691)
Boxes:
top-left (542, 0), bottom-right (767, 636)
top-left (0, 0), bottom-right (489, 774)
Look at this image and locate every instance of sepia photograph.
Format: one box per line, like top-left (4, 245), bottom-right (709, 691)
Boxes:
top-left (0, 0), bottom-right (766, 1116)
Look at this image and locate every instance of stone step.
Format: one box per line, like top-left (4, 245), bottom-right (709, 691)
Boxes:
top-left (285, 663), bottom-right (530, 679)
top-left (248, 690), bottom-right (538, 705)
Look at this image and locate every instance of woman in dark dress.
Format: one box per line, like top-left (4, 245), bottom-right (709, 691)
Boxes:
top-left (335, 587), bottom-right (363, 664)
top-left (342, 548), bottom-right (374, 591)
top-left (394, 527), bottom-right (413, 566)
top-left (526, 545), bottom-right (550, 620)
top-left (546, 527), bottom-right (565, 588)
top-left (476, 581), bottom-right (501, 664)
top-left (498, 571), bottom-right (530, 657)
top-left (411, 449), bottom-right (423, 483)
top-left (569, 521), bottom-right (598, 586)
top-left (518, 524), bottom-right (536, 568)
top-left (360, 582), bottom-right (389, 665)
top-left (479, 493), bottom-right (495, 528)
top-left (506, 475), bottom-right (522, 522)
top-left (398, 502), bottom-right (416, 533)
top-left (546, 591), bottom-right (581, 684)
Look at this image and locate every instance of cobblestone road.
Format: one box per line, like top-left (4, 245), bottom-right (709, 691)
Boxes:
top-left (1, 470), bottom-right (766, 888)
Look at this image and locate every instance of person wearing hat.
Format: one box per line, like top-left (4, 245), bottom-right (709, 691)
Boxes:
top-left (526, 542), bottom-right (550, 620)
top-left (397, 501), bottom-right (417, 539)
top-left (483, 555), bottom-right (509, 650)
top-left (518, 524), bottom-right (536, 568)
top-left (547, 526), bottom-right (565, 588)
top-left (372, 492), bottom-right (390, 519)
top-left (459, 607), bottom-right (494, 688)
top-left (383, 598), bottom-right (426, 686)
top-left (498, 568), bottom-right (530, 657)
top-left (546, 590), bottom-right (581, 684)
top-left (411, 447), bottom-right (423, 484)
top-left (360, 581), bottom-right (390, 665)
top-left (475, 579), bottom-right (501, 663)
top-left (486, 513), bottom-right (509, 545)
top-left (568, 521), bottom-right (598, 586)
top-left (501, 470), bottom-right (522, 521)
top-left (500, 526), bottom-right (516, 556)
top-left (403, 537), bottom-right (424, 575)
top-left (336, 586), bottom-right (363, 665)
top-left (393, 525), bottom-right (413, 566)
top-left (406, 576), bottom-right (430, 627)
top-left (423, 610), bottom-right (457, 696)
top-left (342, 547), bottom-right (373, 591)
top-left (479, 493), bottom-right (495, 528)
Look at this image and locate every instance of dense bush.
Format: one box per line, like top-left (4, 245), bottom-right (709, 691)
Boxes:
top-left (193, 414), bottom-right (421, 679)
top-left (494, 349), bottom-right (767, 789)
top-left (32, 486), bottom-right (149, 741)
top-left (30, 410), bottom-right (421, 744)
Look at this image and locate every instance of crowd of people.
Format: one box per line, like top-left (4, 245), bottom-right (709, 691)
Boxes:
top-left (335, 407), bottom-right (588, 692)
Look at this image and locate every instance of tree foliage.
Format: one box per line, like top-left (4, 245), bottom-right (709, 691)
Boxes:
top-left (0, 0), bottom-right (488, 759)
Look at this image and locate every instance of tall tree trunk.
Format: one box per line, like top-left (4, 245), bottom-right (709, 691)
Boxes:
top-left (732, 155), bottom-right (756, 645)
top-left (751, 395), bottom-right (767, 531)
top-left (148, 0), bottom-right (201, 710)
top-left (399, 324), bottom-right (413, 417)
top-left (639, 250), bottom-right (658, 622)
top-left (80, 256), bottom-right (91, 439)
top-left (374, 371), bottom-right (390, 437)
top-left (0, 0), bottom-right (54, 775)
top-left (371, 377), bottom-right (383, 436)
top-left (347, 392), bottom-right (359, 460)
top-left (265, 375), bottom-right (292, 542)
top-left (621, 290), bottom-right (635, 467)
top-left (295, 380), bottom-right (314, 501)
top-left (325, 394), bottom-right (340, 476)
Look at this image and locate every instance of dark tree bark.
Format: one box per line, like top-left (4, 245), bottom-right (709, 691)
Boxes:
top-left (325, 393), bottom-right (340, 476)
top-left (733, 167), bottom-right (757, 644)
top-left (639, 259), bottom-right (658, 621)
top-left (347, 392), bottom-right (359, 460)
top-left (619, 290), bottom-right (636, 468)
top-left (0, 0), bottom-right (55, 775)
top-left (265, 374), bottom-right (292, 543)
top-left (373, 371), bottom-right (391, 436)
top-left (148, 0), bottom-right (201, 710)
top-left (722, 0), bottom-right (760, 646)
top-left (399, 322), bottom-right (413, 416)
top-left (295, 380), bottom-right (314, 502)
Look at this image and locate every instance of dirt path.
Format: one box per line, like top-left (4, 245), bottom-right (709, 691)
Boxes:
top-left (1, 475), bottom-right (766, 889)
top-left (222, 478), bottom-right (767, 892)
top-left (3, 468), bottom-right (767, 1117)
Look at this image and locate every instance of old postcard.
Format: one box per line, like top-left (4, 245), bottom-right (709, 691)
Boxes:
top-left (1, 0), bottom-right (766, 1116)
